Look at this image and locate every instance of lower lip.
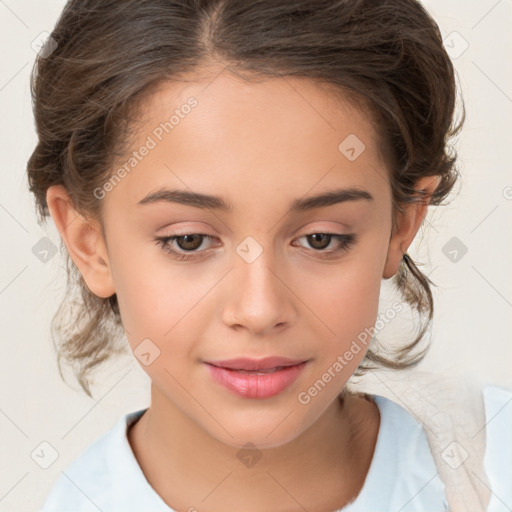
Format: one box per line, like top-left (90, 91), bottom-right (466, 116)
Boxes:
top-left (205, 362), bottom-right (308, 399)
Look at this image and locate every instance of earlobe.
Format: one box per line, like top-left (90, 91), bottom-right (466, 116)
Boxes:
top-left (46, 185), bottom-right (115, 298)
top-left (382, 175), bottom-right (441, 279)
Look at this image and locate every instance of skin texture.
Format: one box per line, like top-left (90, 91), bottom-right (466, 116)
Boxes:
top-left (46, 67), bottom-right (440, 511)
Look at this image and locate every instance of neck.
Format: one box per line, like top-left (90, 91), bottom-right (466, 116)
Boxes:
top-left (128, 385), bottom-right (378, 512)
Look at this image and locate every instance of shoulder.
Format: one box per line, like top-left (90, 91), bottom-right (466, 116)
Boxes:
top-left (370, 382), bottom-right (512, 511)
top-left (343, 393), bottom-right (448, 511)
top-left (371, 393), bottom-right (440, 468)
top-left (482, 382), bottom-right (512, 418)
top-left (39, 409), bottom-right (147, 512)
top-left (482, 382), bottom-right (512, 433)
top-left (482, 383), bottom-right (512, 509)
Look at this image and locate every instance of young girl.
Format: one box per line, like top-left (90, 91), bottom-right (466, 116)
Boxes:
top-left (28, 1), bottom-right (511, 511)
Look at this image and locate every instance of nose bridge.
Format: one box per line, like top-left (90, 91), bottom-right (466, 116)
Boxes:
top-left (223, 235), bottom-right (293, 334)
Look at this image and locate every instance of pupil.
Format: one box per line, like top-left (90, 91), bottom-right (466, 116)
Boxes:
top-left (180, 234), bottom-right (201, 250)
top-left (310, 234), bottom-right (330, 249)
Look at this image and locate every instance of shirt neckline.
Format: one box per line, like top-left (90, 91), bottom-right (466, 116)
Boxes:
top-left (113, 394), bottom-right (389, 511)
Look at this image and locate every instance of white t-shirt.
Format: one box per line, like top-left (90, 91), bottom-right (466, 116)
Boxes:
top-left (39, 384), bottom-right (512, 512)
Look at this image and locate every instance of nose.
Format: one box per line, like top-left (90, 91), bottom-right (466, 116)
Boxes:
top-left (221, 244), bottom-right (297, 336)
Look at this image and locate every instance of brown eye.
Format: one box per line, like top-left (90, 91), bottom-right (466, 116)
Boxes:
top-left (306, 233), bottom-right (332, 250)
top-left (175, 234), bottom-right (204, 251)
top-left (293, 232), bottom-right (357, 259)
top-left (154, 233), bottom-right (216, 261)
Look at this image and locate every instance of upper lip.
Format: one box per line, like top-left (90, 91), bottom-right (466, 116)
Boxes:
top-left (205, 357), bottom-right (308, 371)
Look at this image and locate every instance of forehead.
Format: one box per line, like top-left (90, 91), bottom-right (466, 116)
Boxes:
top-left (108, 67), bottom-right (389, 211)
top-left (140, 68), bottom-right (378, 149)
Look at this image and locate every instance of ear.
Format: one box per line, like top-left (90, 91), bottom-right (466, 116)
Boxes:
top-left (46, 185), bottom-right (115, 298)
top-left (382, 175), bottom-right (441, 279)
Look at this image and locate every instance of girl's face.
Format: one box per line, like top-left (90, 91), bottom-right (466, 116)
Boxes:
top-left (89, 69), bottom-right (402, 448)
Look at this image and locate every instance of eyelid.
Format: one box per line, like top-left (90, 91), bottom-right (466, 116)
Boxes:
top-left (156, 225), bottom-right (352, 243)
top-left (155, 230), bottom-right (357, 262)
top-left (157, 225), bottom-right (212, 236)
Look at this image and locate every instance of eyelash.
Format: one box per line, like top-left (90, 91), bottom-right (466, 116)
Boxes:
top-left (154, 232), bottom-right (357, 261)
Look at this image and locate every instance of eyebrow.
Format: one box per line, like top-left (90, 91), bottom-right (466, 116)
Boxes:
top-left (137, 187), bottom-right (373, 213)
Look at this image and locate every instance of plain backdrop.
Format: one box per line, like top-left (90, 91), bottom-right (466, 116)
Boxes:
top-left (0, 1), bottom-right (511, 511)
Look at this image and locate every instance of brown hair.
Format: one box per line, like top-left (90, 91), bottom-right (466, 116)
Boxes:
top-left (27, 0), bottom-right (463, 397)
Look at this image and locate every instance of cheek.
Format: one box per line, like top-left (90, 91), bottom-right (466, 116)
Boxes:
top-left (110, 243), bottom-right (216, 357)
top-left (292, 268), bottom-right (381, 405)
top-left (290, 274), bottom-right (380, 418)
top-left (114, 269), bottom-right (192, 343)
top-left (304, 257), bottom-right (381, 327)
top-left (105, 231), bottom-right (175, 340)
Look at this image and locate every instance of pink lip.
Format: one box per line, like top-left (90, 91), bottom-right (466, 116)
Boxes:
top-left (204, 357), bottom-right (309, 399)
top-left (205, 356), bottom-right (307, 371)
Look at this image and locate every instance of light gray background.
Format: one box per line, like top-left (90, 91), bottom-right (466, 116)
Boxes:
top-left (0, 1), bottom-right (511, 510)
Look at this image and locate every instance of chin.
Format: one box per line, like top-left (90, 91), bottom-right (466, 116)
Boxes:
top-left (203, 412), bottom-right (309, 451)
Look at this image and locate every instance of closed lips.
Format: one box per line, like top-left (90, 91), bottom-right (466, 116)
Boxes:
top-left (204, 357), bottom-right (308, 371)
top-left (204, 358), bottom-right (309, 399)
top-left (211, 366), bottom-right (296, 374)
